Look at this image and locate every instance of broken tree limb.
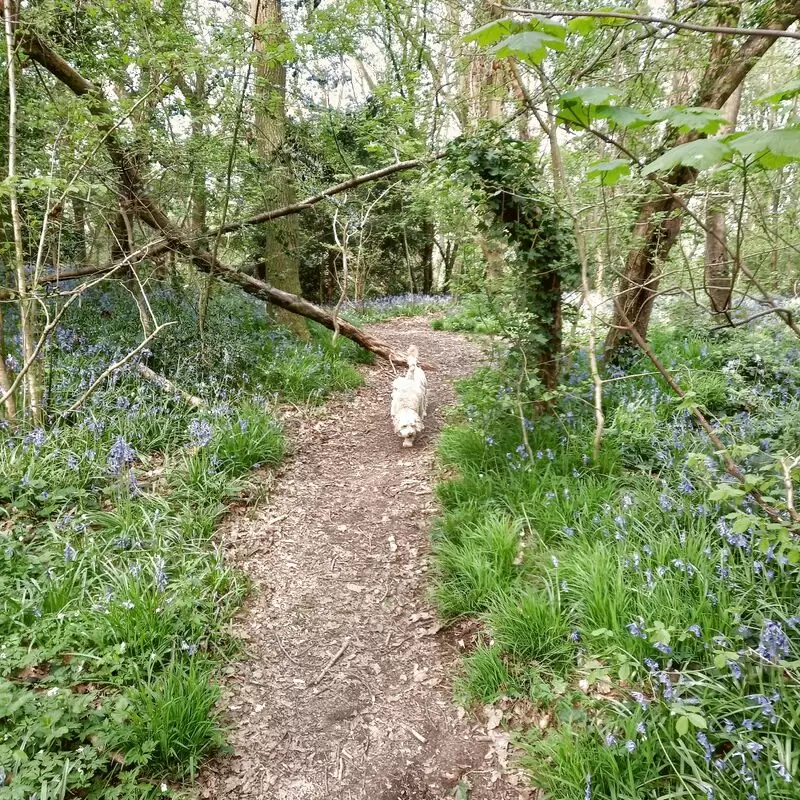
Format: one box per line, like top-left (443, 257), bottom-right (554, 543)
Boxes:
top-left (16, 22), bottom-right (420, 368)
top-left (136, 363), bottom-right (204, 407)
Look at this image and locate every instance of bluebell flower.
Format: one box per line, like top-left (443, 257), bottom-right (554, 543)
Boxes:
top-left (604, 733), bottom-right (617, 747)
top-left (64, 543), bottom-right (76, 562)
top-left (658, 494), bottom-right (672, 512)
top-left (551, 555), bottom-right (559, 568)
top-left (584, 772), bottom-right (591, 800)
top-left (636, 721), bottom-right (646, 735)
top-left (626, 619), bottom-right (646, 639)
top-left (486, 436), bottom-right (495, 446)
top-left (630, 691), bottom-right (649, 710)
top-left (688, 624), bottom-right (702, 638)
top-left (727, 660), bottom-right (743, 680)
top-left (697, 731), bottom-right (713, 762)
top-left (773, 761), bottom-right (792, 782)
top-left (23, 428), bottom-right (46, 450)
top-left (644, 657), bottom-right (659, 672)
top-left (107, 436), bottom-right (136, 474)
top-left (570, 630), bottom-right (581, 642)
top-left (625, 740), bottom-right (636, 752)
top-left (188, 419), bottom-right (214, 448)
top-left (563, 526), bottom-right (575, 538)
top-left (154, 558), bottom-right (168, 592)
top-left (757, 619), bottom-right (790, 663)
top-left (679, 475), bottom-right (693, 493)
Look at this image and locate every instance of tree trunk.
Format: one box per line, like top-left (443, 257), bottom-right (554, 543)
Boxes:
top-left (71, 195), bottom-right (89, 265)
top-left (421, 220), bottom-right (435, 293)
top-left (604, 0), bottom-right (800, 355)
top-left (704, 86), bottom-right (743, 314)
top-left (250, 0), bottom-right (308, 339)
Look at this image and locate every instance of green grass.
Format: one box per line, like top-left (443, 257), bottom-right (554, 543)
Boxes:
top-left (0, 281), bottom-right (370, 798)
top-left (431, 320), bottom-right (800, 799)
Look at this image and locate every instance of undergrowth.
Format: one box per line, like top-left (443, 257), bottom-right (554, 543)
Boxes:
top-left (338, 292), bottom-right (454, 324)
top-left (433, 317), bottom-right (800, 800)
top-left (0, 283), bottom-right (367, 798)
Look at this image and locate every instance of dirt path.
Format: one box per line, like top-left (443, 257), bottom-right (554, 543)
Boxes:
top-left (199, 317), bottom-right (527, 800)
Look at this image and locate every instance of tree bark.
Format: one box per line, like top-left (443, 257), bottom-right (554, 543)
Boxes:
top-left (421, 219), bottom-right (435, 293)
top-left (604, 0), bottom-right (800, 355)
top-left (250, 0), bottom-right (308, 339)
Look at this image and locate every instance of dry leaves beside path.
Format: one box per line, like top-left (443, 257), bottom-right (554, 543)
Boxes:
top-left (199, 317), bottom-right (530, 800)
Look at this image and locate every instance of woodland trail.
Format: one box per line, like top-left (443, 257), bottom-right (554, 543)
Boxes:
top-left (199, 317), bottom-right (528, 800)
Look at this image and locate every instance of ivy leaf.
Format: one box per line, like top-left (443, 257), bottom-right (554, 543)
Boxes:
top-left (648, 106), bottom-right (728, 135)
top-left (587, 158), bottom-right (631, 185)
top-left (464, 18), bottom-right (522, 46)
top-left (642, 139), bottom-right (730, 175)
top-left (755, 78), bottom-right (800, 105)
top-left (493, 30), bottom-right (566, 64)
top-left (726, 127), bottom-right (800, 169)
top-left (595, 105), bottom-right (652, 129)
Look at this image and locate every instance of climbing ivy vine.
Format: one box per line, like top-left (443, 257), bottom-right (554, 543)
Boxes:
top-left (444, 125), bottom-right (580, 394)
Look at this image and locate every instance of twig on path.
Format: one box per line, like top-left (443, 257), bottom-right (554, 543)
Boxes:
top-left (399, 722), bottom-right (427, 744)
top-left (274, 632), bottom-right (301, 666)
top-left (311, 637), bottom-right (350, 685)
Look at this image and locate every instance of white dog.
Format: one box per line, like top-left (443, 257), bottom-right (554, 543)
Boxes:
top-left (391, 345), bottom-right (428, 447)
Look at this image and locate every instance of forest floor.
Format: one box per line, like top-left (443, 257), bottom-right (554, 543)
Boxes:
top-left (198, 317), bottom-right (529, 800)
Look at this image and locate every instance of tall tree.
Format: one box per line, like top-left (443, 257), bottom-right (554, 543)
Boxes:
top-left (250, 0), bottom-right (309, 338)
top-left (603, 0), bottom-right (800, 355)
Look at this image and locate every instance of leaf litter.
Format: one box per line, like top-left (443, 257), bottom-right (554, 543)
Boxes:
top-left (198, 317), bottom-right (529, 799)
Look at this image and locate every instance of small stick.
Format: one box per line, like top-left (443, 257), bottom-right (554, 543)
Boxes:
top-left (780, 457), bottom-right (800, 523)
top-left (311, 637), bottom-right (350, 685)
top-left (399, 722), bottom-right (427, 743)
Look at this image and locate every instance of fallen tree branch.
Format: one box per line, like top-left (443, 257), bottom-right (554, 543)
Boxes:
top-left (15, 24), bottom-right (419, 368)
top-left (64, 322), bottom-right (177, 415)
top-left (136, 363), bottom-right (204, 407)
top-left (497, 5), bottom-right (800, 39)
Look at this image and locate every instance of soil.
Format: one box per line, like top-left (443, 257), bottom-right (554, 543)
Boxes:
top-left (198, 317), bottom-right (531, 800)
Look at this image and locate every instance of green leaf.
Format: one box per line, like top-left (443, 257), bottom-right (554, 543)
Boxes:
top-left (676, 715), bottom-right (689, 736)
top-left (464, 18), bottom-right (521, 46)
top-left (726, 127), bottom-right (800, 168)
top-left (586, 158), bottom-right (631, 185)
top-left (528, 17), bottom-right (568, 39)
top-left (595, 105), bottom-right (652, 128)
top-left (493, 30), bottom-right (566, 64)
top-left (708, 483), bottom-right (746, 501)
top-left (755, 78), bottom-right (800, 105)
top-left (561, 86), bottom-right (622, 106)
top-left (732, 514), bottom-right (757, 534)
top-left (567, 16), bottom-right (598, 35)
top-left (688, 713), bottom-right (708, 729)
top-left (642, 139), bottom-right (730, 175)
top-left (649, 106), bottom-right (729, 135)
top-left (713, 652), bottom-right (728, 670)
top-left (619, 663), bottom-right (632, 682)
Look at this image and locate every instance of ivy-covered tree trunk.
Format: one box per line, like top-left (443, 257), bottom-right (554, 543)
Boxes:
top-left (604, 0), bottom-right (800, 356)
top-left (251, 0), bottom-right (309, 339)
